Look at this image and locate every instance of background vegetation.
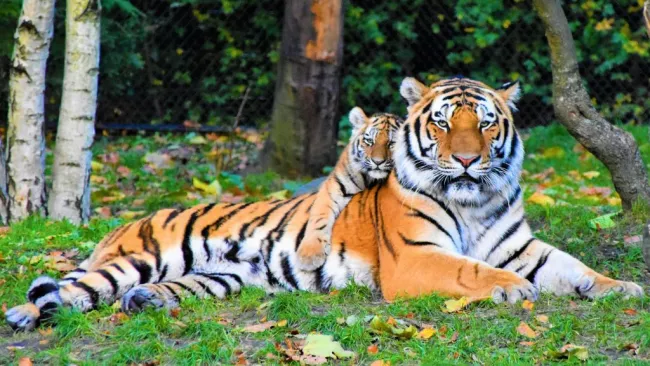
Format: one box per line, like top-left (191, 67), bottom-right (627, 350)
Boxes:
top-left (0, 0), bottom-right (648, 131)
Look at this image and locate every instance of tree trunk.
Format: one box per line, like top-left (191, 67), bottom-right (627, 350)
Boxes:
top-left (533, 0), bottom-right (650, 210)
top-left (263, 0), bottom-right (344, 177)
top-left (48, 0), bottom-right (101, 224)
top-left (6, 0), bottom-right (57, 222)
top-left (0, 139), bottom-right (8, 225)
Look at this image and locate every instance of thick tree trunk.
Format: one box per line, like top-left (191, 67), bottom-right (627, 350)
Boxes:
top-left (48, 0), bottom-right (101, 224)
top-left (263, 0), bottom-right (344, 177)
top-left (533, 0), bottom-right (650, 210)
top-left (6, 0), bottom-right (56, 222)
top-left (644, 1), bottom-right (650, 39)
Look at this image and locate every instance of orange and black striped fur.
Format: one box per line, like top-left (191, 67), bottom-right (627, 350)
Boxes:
top-left (6, 76), bottom-right (643, 331)
top-left (296, 107), bottom-right (402, 270)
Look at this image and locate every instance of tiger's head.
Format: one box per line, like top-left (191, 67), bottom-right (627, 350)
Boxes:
top-left (348, 107), bottom-right (403, 180)
top-left (395, 76), bottom-right (523, 205)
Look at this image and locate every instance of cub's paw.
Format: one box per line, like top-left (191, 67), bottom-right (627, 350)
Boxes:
top-left (5, 303), bottom-right (40, 331)
top-left (492, 279), bottom-right (539, 304)
top-left (296, 232), bottom-right (331, 271)
top-left (576, 276), bottom-right (644, 299)
top-left (122, 284), bottom-right (176, 313)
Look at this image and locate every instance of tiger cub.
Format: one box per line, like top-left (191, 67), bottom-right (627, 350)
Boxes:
top-left (296, 107), bottom-right (403, 270)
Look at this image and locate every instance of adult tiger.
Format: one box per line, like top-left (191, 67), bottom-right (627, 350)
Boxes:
top-left (6, 77), bottom-right (642, 331)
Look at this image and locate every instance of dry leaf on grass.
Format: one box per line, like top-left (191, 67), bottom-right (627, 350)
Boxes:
top-left (521, 300), bottom-right (534, 311)
top-left (535, 315), bottom-right (549, 324)
top-left (367, 344), bottom-right (379, 354)
top-left (549, 344), bottom-right (588, 361)
top-left (442, 296), bottom-right (470, 313)
top-left (18, 357), bottom-right (32, 366)
top-left (242, 320), bottom-right (278, 333)
top-left (623, 308), bottom-right (637, 316)
top-left (417, 328), bottom-right (437, 340)
top-left (516, 321), bottom-right (537, 338)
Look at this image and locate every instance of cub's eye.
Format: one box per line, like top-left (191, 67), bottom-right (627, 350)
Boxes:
top-left (435, 120), bottom-right (449, 129)
top-left (388, 142), bottom-right (395, 149)
top-left (363, 138), bottom-right (373, 146)
top-left (479, 121), bottom-right (492, 128)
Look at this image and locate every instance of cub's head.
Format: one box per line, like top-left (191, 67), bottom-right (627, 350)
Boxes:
top-left (395, 76), bottom-right (523, 204)
top-left (348, 107), bottom-right (403, 180)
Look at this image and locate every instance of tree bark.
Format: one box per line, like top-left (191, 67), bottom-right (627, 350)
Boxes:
top-left (643, 0), bottom-right (650, 37)
top-left (533, 0), bottom-right (650, 210)
top-left (263, 0), bottom-right (344, 177)
top-left (48, 0), bottom-right (101, 224)
top-left (6, 0), bottom-right (57, 222)
top-left (0, 139), bottom-right (8, 225)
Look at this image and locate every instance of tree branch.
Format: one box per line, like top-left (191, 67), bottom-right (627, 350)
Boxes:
top-left (533, 0), bottom-right (650, 210)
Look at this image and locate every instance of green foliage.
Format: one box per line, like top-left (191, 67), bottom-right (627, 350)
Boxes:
top-left (1, 1), bottom-right (648, 129)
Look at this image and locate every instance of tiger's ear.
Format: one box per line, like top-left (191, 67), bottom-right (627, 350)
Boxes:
top-left (349, 107), bottom-right (369, 130)
top-left (496, 81), bottom-right (521, 111)
top-left (400, 77), bottom-right (428, 107)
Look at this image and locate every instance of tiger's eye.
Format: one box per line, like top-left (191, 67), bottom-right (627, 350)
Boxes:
top-left (436, 120), bottom-right (449, 129)
top-left (479, 121), bottom-right (491, 128)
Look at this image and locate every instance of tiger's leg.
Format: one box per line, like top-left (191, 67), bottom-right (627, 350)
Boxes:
top-left (297, 174), bottom-right (360, 271)
top-left (121, 272), bottom-right (244, 312)
top-left (381, 246), bottom-right (538, 303)
top-left (489, 237), bottom-right (644, 298)
top-left (5, 254), bottom-right (156, 331)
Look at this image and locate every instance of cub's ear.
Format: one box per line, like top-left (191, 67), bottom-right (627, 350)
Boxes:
top-left (349, 107), bottom-right (369, 130)
top-left (400, 77), bottom-right (428, 107)
top-left (496, 81), bottom-right (521, 111)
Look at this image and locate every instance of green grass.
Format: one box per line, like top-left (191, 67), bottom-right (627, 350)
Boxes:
top-left (1, 124), bottom-right (650, 364)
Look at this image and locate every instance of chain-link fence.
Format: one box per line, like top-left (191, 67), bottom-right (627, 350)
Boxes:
top-left (1, 0), bottom-right (648, 131)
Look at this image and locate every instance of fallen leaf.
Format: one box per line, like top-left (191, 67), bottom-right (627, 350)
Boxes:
top-left (1, 303), bottom-right (7, 313)
top-left (277, 319), bottom-right (288, 327)
top-left (38, 327), bottom-right (53, 336)
top-left (143, 152), bottom-right (174, 170)
top-left (193, 177), bottom-right (222, 197)
top-left (116, 166), bottom-right (131, 177)
top-left (530, 167), bottom-right (555, 181)
top-left (109, 312), bottom-right (129, 324)
top-left (621, 343), bottom-right (639, 355)
top-left (569, 301), bottom-right (578, 309)
top-left (579, 186), bottom-right (612, 198)
top-left (91, 160), bottom-right (105, 172)
top-left (623, 235), bottom-right (642, 246)
top-left (336, 317), bottom-right (345, 325)
top-left (119, 210), bottom-right (147, 220)
top-left (243, 320), bottom-right (278, 333)
top-left (267, 190), bottom-right (290, 200)
top-left (369, 316), bottom-right (418, 339)
top-left (38, 339), bottom-right (49, 345)
top-left (541, 146), bottom-right (565, 159)
top-left (442, 297), bottom-right (470, 313)
top-left (405, 312), bottom-right (414, 319)
top-left (582, 171), bottom-right (600, 179)
top-left (0, 227), bottom-right (10, 236)
top-left (95, 206), bottom-right (112, 218)
top-left (549, 344), bottom-right (588, 361)
top-left (527, 192), bottom-right (555, 206)
top-left (43, 255), bottom-right (77, 272)
top-left (370, 361), bottom-right (390, 366)
top-left (235, 353), bottom-right (248, 365)
top-left (623, 308), bottom-right (637, 316)
top-left (170, 308), bottom-right (181, 318)
top-left (367, 344), bottom-right (378, 354)
top-left (588, 212), bottom-right (620, 230)
top-left (418, 328), bottom-right (436, 340)
top-left (18, 357), bottom-right (32, 366)
top-left (519, 341), bottom-right (535, 346)
top-left (449, 331), bottom-right (459, 343)
top-left (188, 135), bottom-right (209, 145)
top-left (522, 300), bottom-right (534, 311)
top-left (535, 315), bottom-right (549, 324)
top-left (516, 321), bottom-right (537, 338)
top-left (302, 334), bottom-right (354, 359)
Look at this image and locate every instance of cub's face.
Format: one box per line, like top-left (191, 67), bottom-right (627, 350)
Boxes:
top-left (397, 77), bottom-right (523, 204)
top-left (348, 107), bottom-right (403, 180)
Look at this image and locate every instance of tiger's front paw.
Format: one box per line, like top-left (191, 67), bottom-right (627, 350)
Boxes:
top-left (491, 278), bottom-right (539, 304)
top-left (296, 232), bottom-right (331, 271)
top-left (122, 284), bottom-right (176, 313)
top-left (575, 275), bottom-right (644, 299)
top-left (5, 303), bottom-right (40, 331)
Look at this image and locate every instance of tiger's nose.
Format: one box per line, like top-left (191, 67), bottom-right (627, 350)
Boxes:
top-left (452, 154), bottom-right (480, 168)
top-left (371, 157), bottom-right (386, 165)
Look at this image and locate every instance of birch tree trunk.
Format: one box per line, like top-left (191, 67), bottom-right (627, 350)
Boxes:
top-left (0, 139), bottom-right (8, 225)
top-left (6, 0), bottom-right (57, 222)
top-left (48, 0), bottom-right (101, 224)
